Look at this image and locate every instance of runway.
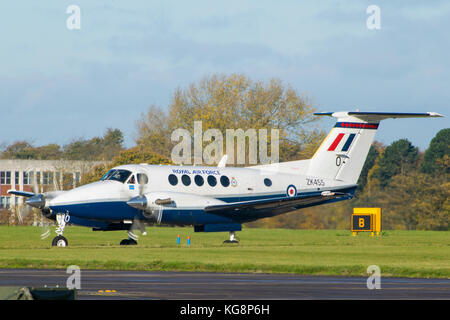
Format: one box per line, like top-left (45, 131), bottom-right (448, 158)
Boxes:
top-left (0, 269), bottom-right (449, 300)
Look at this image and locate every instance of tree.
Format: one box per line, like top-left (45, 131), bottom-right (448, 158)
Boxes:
top-left (136, 73), bottom-right (323, 165)
top-left (63, 128), bottom-right (124, 161)
top-left (420, 128), bottom-right (450, 175)
top-left (36, 144), bottom-right (63, 159)
top-left (371, 139), bottom-right (419, 188)
top-left (102, 128), bottom-right (125, 159)
top-left (135, 105), bottom-right (172, 158)
top-left (375, 172), bottom-right (449, 230)
top-left (0, 141), bottom-right (38, 159)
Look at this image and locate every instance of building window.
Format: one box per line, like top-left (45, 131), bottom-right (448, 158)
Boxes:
top-left (15, 172), bottom-right (20, 185)
top-left (0, 196), bottom-right (10, 209)
top-left (168, 174), bottom-right (178, 186)
top-left (63, 173), bottom-right (73, 188)
top-left (75, 172), bottom-right (81, 184)
top-left (43, 172), bottom-right (49, 185)
top-left (207, 175), bottom-right (217, 187)
top-left (0, 171), bottom-right (11, 185)
top-left (23, 172), bottom-right (30, 185)
top-left (181, 174), bottom-right (191, 186)
top-left (220, 176), bottom-right (230, 187)
top-left (194, 175), bottom-right (204, 186)
top-left (42, 172), bottom-right (54, 185)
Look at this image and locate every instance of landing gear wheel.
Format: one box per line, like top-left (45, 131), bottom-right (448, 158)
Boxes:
top-left (223, 240), bottom-right (239, 244)
top-left (120, 239), bottom-right (137, 246)
top-left (52, 235), bottom-right (68, 247)
top-left (223, 231), bottom-right (239, 244)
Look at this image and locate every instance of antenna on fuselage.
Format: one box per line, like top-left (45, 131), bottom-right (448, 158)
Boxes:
top-left (218, 154), bottom-right (228, 168)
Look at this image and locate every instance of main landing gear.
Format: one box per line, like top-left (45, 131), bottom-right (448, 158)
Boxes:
top-left (223, 231), bottom-right (239, 244)
top-left (51, 213), bottom-right (69, 247)
top-left (120, 221), bottom-right (146, 246)
top-left (120, 231), bottom-right (138, 246)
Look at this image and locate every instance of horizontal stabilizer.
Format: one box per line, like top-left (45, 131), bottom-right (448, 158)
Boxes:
top-left (314, 111), bottom-right (444, 122)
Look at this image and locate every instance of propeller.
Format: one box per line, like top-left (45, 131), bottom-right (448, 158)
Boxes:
top-left (128, 173), bottom-right (149, 241)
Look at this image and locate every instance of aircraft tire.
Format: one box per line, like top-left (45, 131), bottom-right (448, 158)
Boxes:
top-left (120, 239), bottom-right (137, 246)
top-left (52, 235), bottom-right (68, 247)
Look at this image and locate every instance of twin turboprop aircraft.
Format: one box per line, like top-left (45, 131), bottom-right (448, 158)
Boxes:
top-left (9, 111), bottom-right (443, 246)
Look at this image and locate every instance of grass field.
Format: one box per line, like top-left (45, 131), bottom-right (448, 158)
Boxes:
top-left (0, 226), bottom-right (448, 278)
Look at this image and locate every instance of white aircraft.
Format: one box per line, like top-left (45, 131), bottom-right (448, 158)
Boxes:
top-left (9, 111), bottom-right (443, 246)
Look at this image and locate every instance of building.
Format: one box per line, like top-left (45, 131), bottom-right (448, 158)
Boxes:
top-left (0, 159), bottom-right (103, 209)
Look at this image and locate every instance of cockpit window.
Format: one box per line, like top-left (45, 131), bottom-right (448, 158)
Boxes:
top-left (102, 169), bottom-right (132, 183)
top-left (101, 169), bottom-right (116, 181)
top-left (127, 175), bottom-right (136, 184)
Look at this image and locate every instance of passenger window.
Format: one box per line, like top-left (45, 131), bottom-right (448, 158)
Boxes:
top-left (207, 175), bottom-right (217, 187)
top-left (220, 176), bottom-right (230, 187)
top-left (194, 175), bottom-right (204, 186)
top-left (264, 178), bottom-right (272, 187)
top-left (181, 174), bottom-right (191, 186)
top-left (168, 174), bottom-right (178, 186)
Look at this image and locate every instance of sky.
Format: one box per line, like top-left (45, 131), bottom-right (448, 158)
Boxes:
top-left (0, 0), bottom-right (448, 151)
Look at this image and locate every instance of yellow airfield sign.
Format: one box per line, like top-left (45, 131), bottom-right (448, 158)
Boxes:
top-left (351, 208), bottom-right (382, 236)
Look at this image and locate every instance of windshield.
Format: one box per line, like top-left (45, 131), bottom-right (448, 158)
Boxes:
top-left (100, 170), bottom-right (115, 181)
top-left (100, 169), bottom-right (132, 183)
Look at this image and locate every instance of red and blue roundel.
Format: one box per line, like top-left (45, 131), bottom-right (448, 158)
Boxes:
top-left (286, 185), bottom-right (297, 197)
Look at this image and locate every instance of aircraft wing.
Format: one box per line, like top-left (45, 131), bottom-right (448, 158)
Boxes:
top-left (7, 190), bottom-right (35, 198)
top-left (204, 190), bottom-right (353, 220)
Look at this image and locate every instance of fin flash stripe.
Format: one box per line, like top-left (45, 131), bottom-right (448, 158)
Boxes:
top-left (328, 133), bottom-right (345, 151)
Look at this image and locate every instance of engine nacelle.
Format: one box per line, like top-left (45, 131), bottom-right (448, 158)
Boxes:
top-left (127, 191), bottom-right (226, 223)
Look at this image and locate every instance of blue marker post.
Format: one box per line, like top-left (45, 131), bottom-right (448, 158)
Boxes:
top-left (177, 234), bottom-right (180, 245)
top-left (187, 236), bottom-right (191, 247)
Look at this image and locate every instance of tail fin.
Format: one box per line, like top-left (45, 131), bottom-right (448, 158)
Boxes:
top-left (307, 111), bottom-right (443, 184)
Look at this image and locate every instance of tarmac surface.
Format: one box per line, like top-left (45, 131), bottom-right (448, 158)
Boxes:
top-left (0, 268), bottom-right (449, 300)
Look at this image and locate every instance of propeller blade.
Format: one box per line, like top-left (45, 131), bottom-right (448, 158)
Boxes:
top-left (31, 170), bottom-right (39, 195)
top-left (137, 173), bottom-right (147, 197)
top-left (40, 220), bottom-right (51, 240)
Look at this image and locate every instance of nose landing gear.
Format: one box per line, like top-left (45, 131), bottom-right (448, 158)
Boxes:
top-left (52, 235), bottom-right (68, 247)
top-left (51, 213), bottom-right (70, 247)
